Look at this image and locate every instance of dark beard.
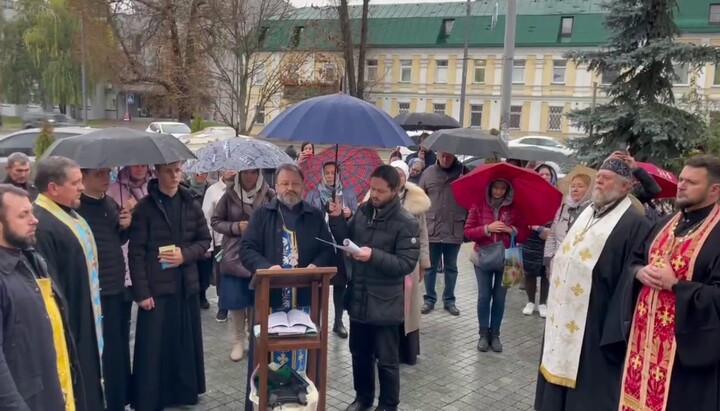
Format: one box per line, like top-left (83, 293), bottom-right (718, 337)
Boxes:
top-left (2, 222), bottom-right (35, 249)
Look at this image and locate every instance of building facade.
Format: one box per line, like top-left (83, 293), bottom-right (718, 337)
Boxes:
top-left (250, 0), bottom-right (720, 138)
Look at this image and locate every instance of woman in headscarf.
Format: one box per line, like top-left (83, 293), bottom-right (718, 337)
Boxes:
top-left (304, 161), bottom-right (358, 338)
top-left (544, 173), bottom-right (593, 277)
top-left (211, 169), bottom-right (275, 361)
top-left (521, 163), bottom-right (558, 318)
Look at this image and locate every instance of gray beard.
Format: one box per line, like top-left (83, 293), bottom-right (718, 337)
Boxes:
top-left (278, 193), bottom-right (302, 208)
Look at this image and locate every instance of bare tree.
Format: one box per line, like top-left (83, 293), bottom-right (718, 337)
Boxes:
top-left (103, 0), bottom-right (212, 123)
top-left (336, 0), bottom-right (369, 99)
top-left (201, 0), bottom-right (311, 135)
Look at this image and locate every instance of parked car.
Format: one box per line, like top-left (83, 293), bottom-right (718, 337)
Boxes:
top-left (145, 121), bottom-right (191, 138)
top-left (508, 135), bottom-right (574, 156)
top-left (0, 126), bottom-right (98, 180)
top-left (22, 112), bottom-right (78, 129)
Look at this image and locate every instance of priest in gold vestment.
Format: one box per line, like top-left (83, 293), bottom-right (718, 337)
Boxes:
top-left (620, 154), bottom-right (720, 411)
top-left (535, 159), bottom-right (650, 411)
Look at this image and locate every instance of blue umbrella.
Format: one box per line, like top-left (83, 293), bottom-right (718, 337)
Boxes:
top-left (259, 93), bottom-right (413, 148)
top-left (183, 138), bottom-right (293, 173)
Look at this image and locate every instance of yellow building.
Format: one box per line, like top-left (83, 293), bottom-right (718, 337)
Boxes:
top-left (250, 0), bottom-right (720, 139)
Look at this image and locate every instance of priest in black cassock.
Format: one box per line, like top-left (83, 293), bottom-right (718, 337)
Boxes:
top-left (619, 154), bottom-right (720, 411)
top-left (33, 156), bottom-right (104, 411)
top-left (128, 161), bottom-right (211, 411)
top-left (534, 158), bottom-right (650, 411)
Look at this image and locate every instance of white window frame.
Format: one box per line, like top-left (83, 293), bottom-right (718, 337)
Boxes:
top-left (474, 60), bottom-right (486, 84)
top-left (400, 60), bottom-right (412, 83)
top-left (561, 17), bottom-right (574, 37)
top-left (674, 63), bottom-right (689, 85)
top-left (513, 60), bottom-right (526, 84)
top-left (433, 103), bottom-right (446, 114)
top-left (470, 104), bottom-right (483, 127)
top-left (552, 60), bottom-right (567, 84)
top-left (548, 106), bottom-right (564, 131)
top-left (253, 63), bottom-right (265, 85)
top-left (398, 102), bottom-right (410, 114)
top-left (366, 59), bottom-right (378, 81)
top-left (710, 4), bottom-right (720, 24)
top-left (435, 60), bottom-right (448, 84)
top-left (509, 105), bottom-right (522, 129)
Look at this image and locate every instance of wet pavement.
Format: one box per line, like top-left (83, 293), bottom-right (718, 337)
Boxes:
top-left (164, 245), bottom-right (545, 411)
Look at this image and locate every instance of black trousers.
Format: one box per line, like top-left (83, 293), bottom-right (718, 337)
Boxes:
top-left (197, 256), bottom-right (213, 294)
top-left (100, 293), bottom-right (132, 411)
top-left (349, 321), bottom-right (400, 410)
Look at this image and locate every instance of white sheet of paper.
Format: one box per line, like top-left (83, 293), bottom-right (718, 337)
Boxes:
top-left (315, 237), bottom-right (361, 255)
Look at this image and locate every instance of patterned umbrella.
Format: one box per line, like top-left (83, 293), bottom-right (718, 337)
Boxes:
top-left (183, 137), bottom-right (293, 173)
top-left (637, 162), bottom-right (678, 199)
top-left (300, 146), bottom-right (384, 201)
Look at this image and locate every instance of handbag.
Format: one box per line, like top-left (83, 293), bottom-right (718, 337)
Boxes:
top-left (470, 241), bottom-right (505, 272)
top-left (502, 234), bottom-right (524, 288)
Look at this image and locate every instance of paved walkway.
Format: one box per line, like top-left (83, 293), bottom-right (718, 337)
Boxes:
top-left (169, 245), bottom-right (545, 411)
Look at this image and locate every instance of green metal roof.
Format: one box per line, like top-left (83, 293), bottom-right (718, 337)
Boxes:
top-left (261, 0), bottom-right (720, 51)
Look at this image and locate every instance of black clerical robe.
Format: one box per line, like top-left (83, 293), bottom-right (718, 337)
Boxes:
top-left (620, 204), bottom-right (720, 411)
top-left (33, 203), bottom-right (104, 411)
top-left (128, 181), bottom-right (211, 411)
top-left (535, 203), bottom-right (651, 411)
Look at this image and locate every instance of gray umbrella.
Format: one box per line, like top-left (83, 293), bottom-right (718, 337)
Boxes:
top-left (42, 127), bottom-right (196, 168)
top-left (506, 146), bottom-right (571, 163)
top-left (421, 128), bottom-right (510, 158)
top-left (183, 137), bottom-right (293, 173)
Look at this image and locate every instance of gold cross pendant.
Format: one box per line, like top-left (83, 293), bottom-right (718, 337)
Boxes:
top-left (573, 232), bottom-right (585, 246)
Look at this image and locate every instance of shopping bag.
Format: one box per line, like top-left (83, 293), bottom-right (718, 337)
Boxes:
top-left (502, 235), bottom-right (523, 288)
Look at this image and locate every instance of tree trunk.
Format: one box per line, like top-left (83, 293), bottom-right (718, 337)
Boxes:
top-left (356, 0), bottom-right (369, 99)
top-left (338, 0), bottom-right (356, 96)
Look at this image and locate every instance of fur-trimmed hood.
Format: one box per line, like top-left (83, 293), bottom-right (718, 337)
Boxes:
top-left (362, 182), bottom-right (431, 215)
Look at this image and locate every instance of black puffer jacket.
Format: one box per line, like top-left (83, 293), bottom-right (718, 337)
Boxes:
top-left (128, 180), bottom-right (211, 301)
top-left (329, 196), bottom-right (420, 325)
top-left (77, 193), bottom-right (128, 296)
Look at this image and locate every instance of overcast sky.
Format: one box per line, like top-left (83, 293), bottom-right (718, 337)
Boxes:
top-left (289, 0), bottom-right (463, 8)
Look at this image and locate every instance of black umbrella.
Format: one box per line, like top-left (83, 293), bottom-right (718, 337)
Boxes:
top-left (394, 112), bottom-right (460, 131)
top-left (42, 127), bottom-right (196, 168)
top-left (421, 128), bottom-right (510, 158)
top-left (506, 146), bottom-right (571, 163)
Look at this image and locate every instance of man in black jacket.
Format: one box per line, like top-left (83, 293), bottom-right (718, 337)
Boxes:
top-left (3, 153), bottom-right (38, 201)
top-left (77, 168), bottom-right (132, 411)
top-left (128, 161), bottom-right (211, 411)
top-left (328, 165), bottom-right (420, 411)
top-left (0, 184), bottom-right (66, 410)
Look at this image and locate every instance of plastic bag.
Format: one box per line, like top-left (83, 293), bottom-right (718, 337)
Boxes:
top-left (502, 235), bottom-right (523, 288)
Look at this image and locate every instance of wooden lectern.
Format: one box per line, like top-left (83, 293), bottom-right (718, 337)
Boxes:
top-left (251, 267), bottom-right (336, 411)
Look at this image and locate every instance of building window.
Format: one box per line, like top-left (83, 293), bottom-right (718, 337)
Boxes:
top-left (290, 26), bottom-right (304, 48)
top-left (710, 4), bottom-right (720, 24)
top-left (714, 65), bottom-right (720, 85)
top-left (366, 59), bottom-right (378, 81)
top-left (443, 19), bottom-right (455, 37)
top-left (548, 106), bottom-right (563, 131)
top-left (254, 106), bottom-right (265, 125)
top-left (509, 105), bottom-right (522, 129)
top-left (552, 60), bottom-right (567, 84)
top-left (470, 104), bottom-right (483, 127)
top-left (323, 63), bottom-right (337, 82)
top-left (433, 103), bottom-right (446, 114)
top-left (560, 17), bottom-right (574, 37)
top-left (513, 60), bottom-right (526, 84)
top-left (474, 60), bottom-right (486, 84)
top-left (435, 60), bottom-right (448, 83)
top-left (674, 63), bottom-right (689, 85)
top-left (258, 27), bottom-right (269, 46)
top-left (253, 63), bottom-right (265, 85)
top-left (400, 60), bottom-right (412, 83)
top-left (398, 102), bottom-right (410, 114)
top-left (602, 68), bottom-right (621, 85)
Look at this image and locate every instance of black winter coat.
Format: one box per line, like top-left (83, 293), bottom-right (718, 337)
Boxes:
top-left (240, 199), bottom-right (334, 307)
top-left (128, 180), bottom-right (212, 301)
top-left (329, 196), bottom-right (420, 325)
top-left (77, 193), bottom-right (128, 296)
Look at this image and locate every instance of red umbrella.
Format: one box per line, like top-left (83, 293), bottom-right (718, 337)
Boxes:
top-left (300, 145), bottom-right (384, 201)
top-left (637, 162), bottom-right (678, 199)
top-left (451, 162), bottom-right (563, 225)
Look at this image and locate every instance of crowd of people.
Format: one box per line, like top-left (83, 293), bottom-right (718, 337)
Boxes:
top-left (0, 141), bottom-right (718, 411)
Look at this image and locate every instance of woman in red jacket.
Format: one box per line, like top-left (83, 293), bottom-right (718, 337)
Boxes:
top-left (464, 179), bottom-right (528, 353)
